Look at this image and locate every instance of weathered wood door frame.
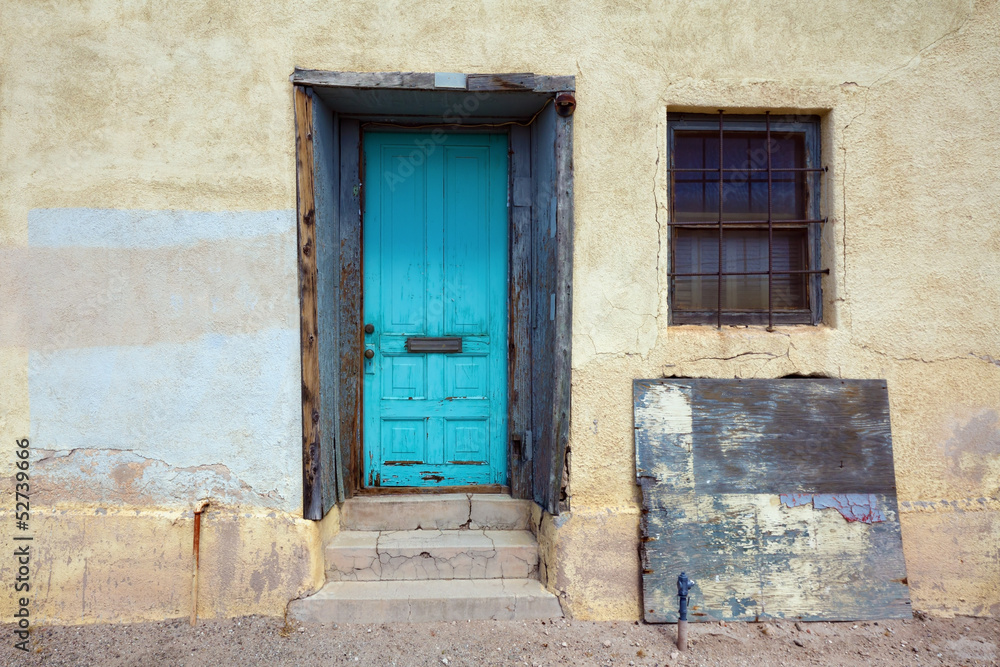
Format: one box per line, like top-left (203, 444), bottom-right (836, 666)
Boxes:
top-left (292, 70), bottom-right (575, 520)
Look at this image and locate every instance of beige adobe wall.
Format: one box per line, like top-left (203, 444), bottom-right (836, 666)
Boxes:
top-left (0, 0), bottom-right (996, 622)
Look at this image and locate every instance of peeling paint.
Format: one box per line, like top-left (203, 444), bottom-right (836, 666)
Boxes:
top-left (29, 448), bottom-right (287, 509)
top-left (782, 493), bottom-right (887, 524)
top-left (779, 493), bottom-right (812, 508)
top-left (812, 494), bottom-right (887, 524)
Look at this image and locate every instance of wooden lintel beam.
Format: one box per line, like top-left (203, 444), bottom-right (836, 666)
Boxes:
top-left (291, 68), bottom-right (575, 93)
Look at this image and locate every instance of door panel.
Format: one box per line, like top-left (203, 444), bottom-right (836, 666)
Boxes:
top-left (363, 132), bottom-right (508, 487)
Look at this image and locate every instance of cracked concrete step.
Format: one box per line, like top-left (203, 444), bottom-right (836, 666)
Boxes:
top-left (288, 579), bottom-right (563, 623)
top-left (340, 493), bottom-right (530, 531)
top-left (326, 529), bottom-right (539, 581)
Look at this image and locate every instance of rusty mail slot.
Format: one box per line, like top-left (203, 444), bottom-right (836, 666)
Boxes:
top-left (405, 337), bottom-right (463, 353)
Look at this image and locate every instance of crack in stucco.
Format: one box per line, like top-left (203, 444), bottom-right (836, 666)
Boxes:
top-left (837, 6), bottom-right (973, 312)
top-left (576, 139), bottom-right (666, 367)
top-left (667, 339), bottom-right (800, 379)
top-left (866, 8), bottom-right (975, 90)
top-left (682, 351), bottom-right (784, 363)
top-left (854, 343), bottom-right (1000, 366)
top-left (839, 82), bottom-right (871, 305)
top-left (34, 446), bottom-right (132, 463)
top-left (653, 147), bottom-right (665, 350)
top-left (751, 340), bottom-right (796, 378)
top-left (970, 353), bottom-right (1000, 367)
top-left (598, 295), bottom-right (657, 355)
top-left (26, 447), bottom-right (287, 508)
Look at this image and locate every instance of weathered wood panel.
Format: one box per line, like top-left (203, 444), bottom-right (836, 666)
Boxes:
top-left (313, 93), bottom-right (342, 511)
top-left (467, 73), bottom-right (537, 91)
top-left (508, 125), bottom-right (533, 500)
top-left (635, 379), bottom-right (909, 622)
top-left (530, 104), bottom-right (558, 513)
top-left (688, 380), bottom-right (896, 493)
top-left (291, 69), bottom-right (436, 89)
top-left (338, 119), bottom-right (363, 497)
top-left (294, 86), bottom-right (322, 519)
top-left (533, 75), bottom-right (576, 93)
top-left (551, 111), bottom-right (574, 513)
top-left (468, 73), bottom-right (575, 93)
top-left (525, 103), bottom-right (574, 514)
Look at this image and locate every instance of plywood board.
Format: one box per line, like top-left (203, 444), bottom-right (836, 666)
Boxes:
top-left (634, 379), bottom-right (910, 622)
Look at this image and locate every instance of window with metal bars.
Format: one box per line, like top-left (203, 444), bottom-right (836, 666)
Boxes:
top-left (667, 112), bottom-right (827, 328)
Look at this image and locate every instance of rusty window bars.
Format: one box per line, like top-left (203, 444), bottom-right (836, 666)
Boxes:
top-left (667, 111), bottom-right (828, 329)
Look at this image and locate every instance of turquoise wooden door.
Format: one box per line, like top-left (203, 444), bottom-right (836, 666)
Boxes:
top-left (362, 132), bottom-right (509, 487)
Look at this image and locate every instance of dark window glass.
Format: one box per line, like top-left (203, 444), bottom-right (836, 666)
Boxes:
top-left (672, 229), bottom-right (808, 311)
top-left (673, 132), bottom-right (806, 222)
top-left (668, 115), bottom-right (822, 326)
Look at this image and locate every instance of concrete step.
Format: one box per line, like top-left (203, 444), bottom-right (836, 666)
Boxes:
top-left (341, 493), bottom-right (531, 531)
top-left (288, 579), bottom-right (563, 623)
top-left (326, 529), bottom-right (538, 581)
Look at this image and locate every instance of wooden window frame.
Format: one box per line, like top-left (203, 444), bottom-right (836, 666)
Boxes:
top-left (292, 72), bottom-right (575, 519)
top-left (667, 113), bottom-right (825, 328)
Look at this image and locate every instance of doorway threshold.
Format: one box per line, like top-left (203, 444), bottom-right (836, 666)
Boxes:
top-left (353, 484), bottom-right (509, 496)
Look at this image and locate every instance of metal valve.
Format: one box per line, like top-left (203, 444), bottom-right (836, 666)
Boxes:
top-left (676, 572), bottom-right (694, 651)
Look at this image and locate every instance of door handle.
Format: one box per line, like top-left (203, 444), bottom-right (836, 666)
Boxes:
top-left (363, 324), bottom-right (376, 373)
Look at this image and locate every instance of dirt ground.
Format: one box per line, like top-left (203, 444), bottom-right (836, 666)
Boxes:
top-left (2, 614), bottom-right (997, 666)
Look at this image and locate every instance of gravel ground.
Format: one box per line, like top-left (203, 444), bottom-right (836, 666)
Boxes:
top-left (2, 614), bottom-right (997, 666)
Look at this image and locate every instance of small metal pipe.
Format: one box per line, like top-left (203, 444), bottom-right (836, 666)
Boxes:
top-left (190, 500), bottom-right (210, 626)
top-left (677, 572), bottom-right (694, 651)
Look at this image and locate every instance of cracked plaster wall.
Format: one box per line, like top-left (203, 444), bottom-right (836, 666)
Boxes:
top-left (0, 0), bottom-right (998, 623)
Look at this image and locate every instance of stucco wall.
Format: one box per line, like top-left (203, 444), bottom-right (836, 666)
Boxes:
top-left (1, 0), bottom-right (997, 623)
